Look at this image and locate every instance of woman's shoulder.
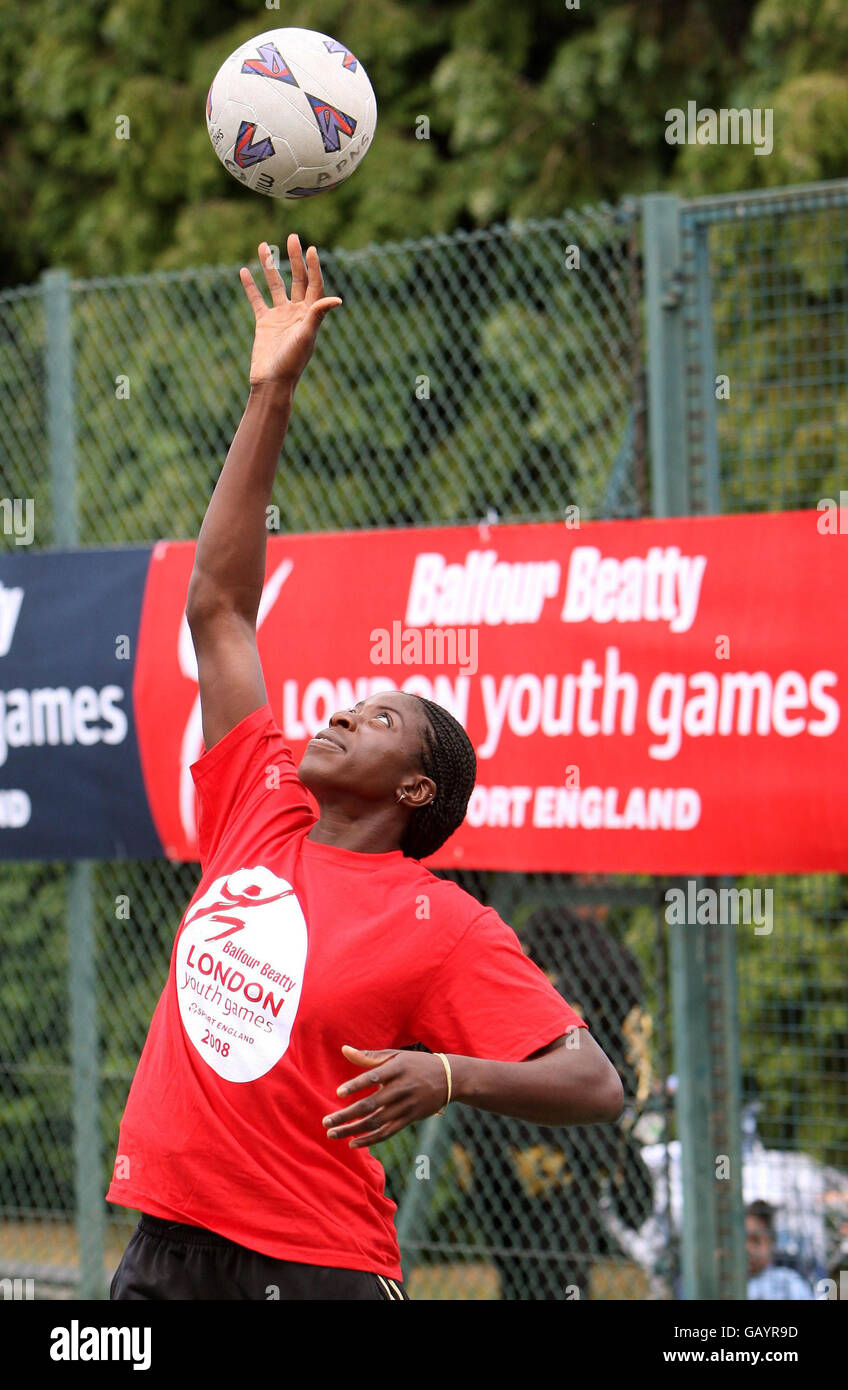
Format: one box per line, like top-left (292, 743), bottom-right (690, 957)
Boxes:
top-left (405, 865), bottom-right (497, 930)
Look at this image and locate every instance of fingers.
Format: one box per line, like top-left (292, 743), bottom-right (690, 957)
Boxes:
top-left (243, 238), bottom-right (341, 324)
top-left (325, 1084), bottom-right (392, 1125)
top-left (337, 1049), bottom-right (398, 1096)
top-left (287, 233), bottom-right (309, 303)
top-left (292, 238), bottom-right (328, 306)
top-left (239, 266), bottom-right (266, 321)
top-left (324, 1061), bottom-right (400, 1132)
top-left (324, 1102), bottom-right (389, 1140)
top-left (303, 243), bottom-right (326, 305)
top-left (350, 1124), bottom-right (399, 1149)
top-left (341, 1045), bottom-right (398, 1068)
top-left (335, 1066), bottom-right (390, 1100)
top-left (262, 235), bottom-right (320, 305)
top-left (325, 1046), bottom-right (413, 1145)
top-left (326, 1099), bottom-right (408, 1146)
top-left (309, 295), bottom-right (344, 324)
top-left (258, 240), bottom-right (288, 306)
top-left (289, 235), bottom-right (339, 310)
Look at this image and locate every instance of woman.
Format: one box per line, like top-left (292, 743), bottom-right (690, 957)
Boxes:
top-left (107, 237), bottom-right (624, 1301)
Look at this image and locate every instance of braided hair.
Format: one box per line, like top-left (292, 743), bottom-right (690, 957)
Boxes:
top-left (399, 696), bottom-right (477, 861)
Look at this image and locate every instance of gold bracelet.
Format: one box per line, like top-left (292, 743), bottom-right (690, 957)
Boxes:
top-left (434, 1052), bottom-right (452, 1115)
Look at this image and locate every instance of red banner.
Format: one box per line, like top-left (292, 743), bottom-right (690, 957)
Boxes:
top-left (133, 511), bottom-right (848, 873)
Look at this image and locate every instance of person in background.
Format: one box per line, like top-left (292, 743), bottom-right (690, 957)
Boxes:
top-left (746, 1200), bottom-right (814, 1300)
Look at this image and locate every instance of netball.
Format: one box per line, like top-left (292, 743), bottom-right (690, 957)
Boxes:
top-left (206, 28), bottom-right (377, 199)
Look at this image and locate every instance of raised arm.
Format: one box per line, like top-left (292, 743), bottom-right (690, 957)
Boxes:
top-left (185, 235), bottom-right (342, 750)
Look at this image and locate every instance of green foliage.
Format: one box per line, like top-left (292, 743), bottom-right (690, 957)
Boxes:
top-left (705, 205), bottom-right (848, 512)
top-left (0, 864), bottom-right (73, 1209)
top-left (5, 0), bottom-right (848, 285)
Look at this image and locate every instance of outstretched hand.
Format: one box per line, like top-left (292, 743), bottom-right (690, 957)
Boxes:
top-left (240, 234), bottom-right (342, 388)
top-left (323, 1045), bottom-right (451, 1148)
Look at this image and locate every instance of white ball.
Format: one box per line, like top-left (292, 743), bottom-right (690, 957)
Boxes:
top-left (206, 27), bottom-right (377, 200)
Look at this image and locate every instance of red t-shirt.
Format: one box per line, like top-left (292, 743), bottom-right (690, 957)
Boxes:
top-left (106, 703), bottom-right (586, 1278)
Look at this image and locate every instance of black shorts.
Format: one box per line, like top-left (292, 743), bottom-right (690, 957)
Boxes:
top-left (110, 1214), bottom-right (409, 1301)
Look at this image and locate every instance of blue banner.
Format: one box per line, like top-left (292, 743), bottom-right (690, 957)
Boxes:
top-left (0, 548), bottom-right (161, 859)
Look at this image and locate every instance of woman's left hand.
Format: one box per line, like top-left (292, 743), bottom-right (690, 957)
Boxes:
top-left (322, 1045), bottom-right (451, 1148)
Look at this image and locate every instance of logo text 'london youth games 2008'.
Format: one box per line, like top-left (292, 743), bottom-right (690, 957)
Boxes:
top-left (176, 866), bottom-right (308, 1083)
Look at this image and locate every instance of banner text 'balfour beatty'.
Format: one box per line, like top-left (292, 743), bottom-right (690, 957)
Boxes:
top-left (133, 512), bottom-right (846, 873)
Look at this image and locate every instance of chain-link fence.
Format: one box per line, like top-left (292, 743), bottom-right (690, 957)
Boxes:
top-left (0, 186), bottom-right (846, 1300)
top-left (677, 181), bottom-right (848, 1298)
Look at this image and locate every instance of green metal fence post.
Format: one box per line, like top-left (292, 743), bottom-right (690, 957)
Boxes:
top-left (713, 883), bottom-right (747, 1302)
top-left (643, 195), bottom-right (690, 517)
top-left (67, 861), bottom-right (104, 1299)
top-left (670, 903), bottom-right (746, 1302)
top-left (395, 1111), bottom-right (456, 1280)
top-left (670, 201), bottom-right (747, 1299)
top-left (689, 222), bottom-right (721, 514)
top-left (669, 914), bottom-right (719, 1299)
top-left (43, 269), bottom-right (78, 546)
top-left (644, 204), bottom-right (718, 1298)
top-left (43, 266), bottom-right (105, 1299)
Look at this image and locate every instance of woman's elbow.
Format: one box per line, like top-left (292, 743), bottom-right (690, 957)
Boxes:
top-left (596, 1064), bottom-right (625, 1122)
top-left (556, 1057), bottom-right (624, 1125)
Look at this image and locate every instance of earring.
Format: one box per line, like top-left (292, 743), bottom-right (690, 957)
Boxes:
top-left (396, 791), bottom-right (407, 803)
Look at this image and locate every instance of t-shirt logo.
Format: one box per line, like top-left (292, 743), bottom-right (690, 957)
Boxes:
top-left (175, 866), bottom-right (308, 1082)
